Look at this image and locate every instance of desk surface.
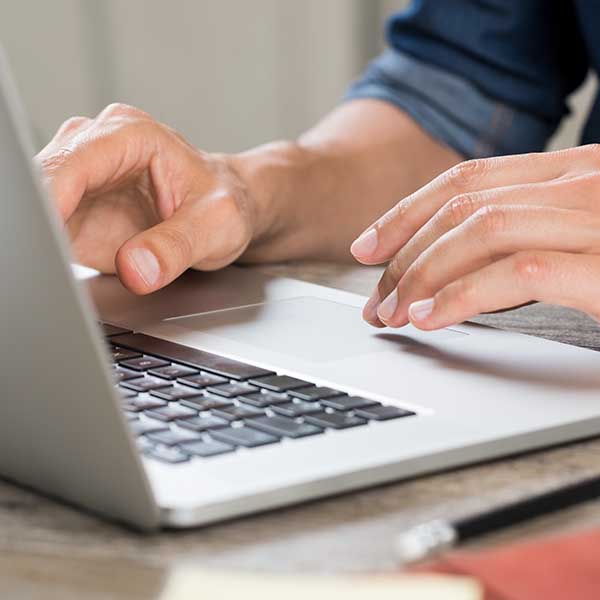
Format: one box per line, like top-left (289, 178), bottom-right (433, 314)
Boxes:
top-left (4, 263), bottom-right (600, 599)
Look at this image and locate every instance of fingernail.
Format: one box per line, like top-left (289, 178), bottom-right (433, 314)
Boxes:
top-left (377, 290), bottom-right (398, 322)
top-left (350, 228), bottom-right (378, 257)
top-left (363, 291), bottom-right (381, 323)
top-left (409, 298), bottom-right (435, 322)
top-left (128, 248), bottom-right (160, 287)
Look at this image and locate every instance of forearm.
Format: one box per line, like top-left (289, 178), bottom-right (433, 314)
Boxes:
top-left (235, 99), bottom-right (462, 263)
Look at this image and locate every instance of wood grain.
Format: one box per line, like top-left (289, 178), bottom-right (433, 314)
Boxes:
top-left (3, 263), bottom-right (600, 598)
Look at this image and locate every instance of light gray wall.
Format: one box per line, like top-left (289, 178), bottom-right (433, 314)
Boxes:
top-left (0, 0), bottom-right (383, 151)
top-left (0, 1), bottom-right (98, 144)
top-left (0, 0), bottom-right (592, 153)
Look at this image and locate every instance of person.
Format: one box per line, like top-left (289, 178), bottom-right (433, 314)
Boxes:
top-left (37, 1), bottom-right (600, 332)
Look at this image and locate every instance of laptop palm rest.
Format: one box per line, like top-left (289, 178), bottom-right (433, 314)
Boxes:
top-left (164, 297), bottom-right (466, 363)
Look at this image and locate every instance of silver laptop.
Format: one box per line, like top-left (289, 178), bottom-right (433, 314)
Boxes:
top-left (3, 55), bottom-right (600, 531)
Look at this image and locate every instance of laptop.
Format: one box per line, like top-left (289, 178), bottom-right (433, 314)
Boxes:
top-left (3, 54), bottom-right (600, 531)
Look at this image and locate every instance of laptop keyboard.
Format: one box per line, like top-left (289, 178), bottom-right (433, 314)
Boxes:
top-left (102, 325), bottom-right (416, 465)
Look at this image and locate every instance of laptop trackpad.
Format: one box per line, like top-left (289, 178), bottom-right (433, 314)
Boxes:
top-left (165, 297), bottom-right (465, 363)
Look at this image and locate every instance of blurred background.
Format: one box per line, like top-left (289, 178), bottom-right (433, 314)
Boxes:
top-left (0, 0), bottom-right (595, 154)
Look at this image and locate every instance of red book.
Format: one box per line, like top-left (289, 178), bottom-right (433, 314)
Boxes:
top-left (412, 528), bottom-right (600, 600)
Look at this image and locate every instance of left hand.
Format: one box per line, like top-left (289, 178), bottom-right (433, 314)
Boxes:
top-left (350, 145), bottom-right (600, 330)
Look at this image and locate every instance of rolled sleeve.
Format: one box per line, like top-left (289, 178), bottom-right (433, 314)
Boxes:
top-left (345, 49), bottom-right (557, 160)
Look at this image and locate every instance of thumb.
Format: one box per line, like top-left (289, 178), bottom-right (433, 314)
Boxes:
top-left (115, 194), bottom-right (249, 294)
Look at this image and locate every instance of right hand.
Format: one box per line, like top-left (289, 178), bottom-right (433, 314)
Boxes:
top-left (36, 103), bottom-right (262, 294)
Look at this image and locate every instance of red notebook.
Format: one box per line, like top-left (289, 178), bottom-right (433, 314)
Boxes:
top-left (412, 528), bottom-right (600, 600)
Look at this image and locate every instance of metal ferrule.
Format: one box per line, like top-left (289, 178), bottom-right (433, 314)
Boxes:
top-left (394, 519), bottom-right (458, 565)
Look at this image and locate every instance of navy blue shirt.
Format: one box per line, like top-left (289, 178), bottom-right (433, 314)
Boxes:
top-left (346, 0), bottom-right (598, 158)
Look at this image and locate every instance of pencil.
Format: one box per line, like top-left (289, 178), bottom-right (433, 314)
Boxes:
top-left (394, 473), bottom-right (600, 564)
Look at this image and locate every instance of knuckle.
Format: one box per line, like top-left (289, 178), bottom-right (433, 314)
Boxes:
top-left (103, 102), bottom-right (135, 116)
top-left (210, 190), bottom-right (248, 233)
top-left (39, 146), bottom-right (76, 173)
top-left (154, 226), bottom-right (193, 265)
top-left (446, 159), bottom-right (487, 190)
top-left (471, 205), bottom-right (507, 236)
top-left (443, 193), bottom-right (480, 228)
top-left (377, 201), bottom-right (408, 231)
top-left (442, 277), bottom-right (473, 308)
top-left (214, 190), bottom-right (240, 215)
top-left (100, 102), bottom-right (150, 122)
top-left (58, 116), bottom-right (89, 135)
top-left (513, 252), bottom-right (549, 284)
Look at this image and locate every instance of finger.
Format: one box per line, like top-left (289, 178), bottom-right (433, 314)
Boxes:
top-left (36, 115), bottom-right (92, 164)
top-left (350, 146), bottom-right (595, 265)
top-left (361, 176), bottom-right (598, 325)
top-left (115, 191), bottom-right (249, 294)
top-left (50, 116), bottom-right (93, 145)
top-left (383, 174), bottom-right (600, 293)
top-left (377, 206), bottom-right (600, 327)
top-left (36, 105), bottom-right (158, 221)
top-left (407, 251), bottom-right (600, 330)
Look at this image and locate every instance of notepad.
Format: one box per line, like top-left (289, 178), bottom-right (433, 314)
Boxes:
top-left (160, 568), bottom-right (482, 600)
top-left (414, 527), bottom-right (600, 600)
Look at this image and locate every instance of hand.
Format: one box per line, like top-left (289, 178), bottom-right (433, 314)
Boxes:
top-left (37, 103), bottom-right (266, 294)
top-left (350, 145), bottom-right (600, 330)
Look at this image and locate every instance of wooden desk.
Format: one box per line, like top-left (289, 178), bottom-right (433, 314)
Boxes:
top-left (4, 263), bottom-right (600, 599)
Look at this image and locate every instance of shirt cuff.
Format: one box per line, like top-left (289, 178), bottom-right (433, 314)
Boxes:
top-left (344, 50), bottom-right (556, 159)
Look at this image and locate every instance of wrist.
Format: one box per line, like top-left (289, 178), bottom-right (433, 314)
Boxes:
top-left (229, 140), bottom-right (320, 261)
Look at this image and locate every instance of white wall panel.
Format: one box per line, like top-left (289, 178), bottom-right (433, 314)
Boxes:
top-left (0, 0), bottom-right (590, 153)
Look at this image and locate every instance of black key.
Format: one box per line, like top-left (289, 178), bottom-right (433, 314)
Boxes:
top-left (206, 382), bottom-right (259, 398)
top-left (247, 415), bottom-right (323, 439)
top-left (178, 372), bottom-right (228, 388)
top-left (150, 386), bottom-right (204, 402)
top-left (354, 405), bottom-right (416, 421)
top-left (248, 374), bottom-right (312, 392)
top-left (111, 333), bottom-right (274, 380)
top-left (145, 446), bottom-right (189, 464)
top-left (238, 391), bottom-right (289, 408)
top-left (130, 419), bottom-right (168, 436)
top-left (113, 367), bottom-right (140, 383)
top-left (149, 364), bottom-right (199, 380)
top-left (117, 388), bottom-right (137, 399)
top-left (145, 404), bottom-right (197, 422)
top-left (137, 436), bottom-right (154, 452)
top-left (180, 394), bottom-right (232, 411)
top-left (321, 396), bottom-right (379, 411)
top-left (175, 415), bottom-right (229, 432)
top-left (121, 376), bottom-right (173, 393)
top-left (211, 405), bottom-right (265, 421)
top-left (288, 386), bottom-right (344, 402)
top-left (111, 346), bottom-right (142, 362)
top-left (181, 439), bottom-right (235, 457)
top-left (147, 429), bottom-right (202, 446)
top-left (120, 356), bottom-right (170, 372)
top-left (211, 426), bottom-right (280, 448)
top-left (101, 323), bottom-right (132, 337)
top-left (271, 401), bottom-right (322, 418)
top-left (123, 396), bottom-right (168, 411)
top-left (304, 411), bottom-right (367, 429)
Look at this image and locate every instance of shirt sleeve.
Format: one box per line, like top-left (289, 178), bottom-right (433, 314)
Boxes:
top-left (345, 0), bottom-right (588, 159)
